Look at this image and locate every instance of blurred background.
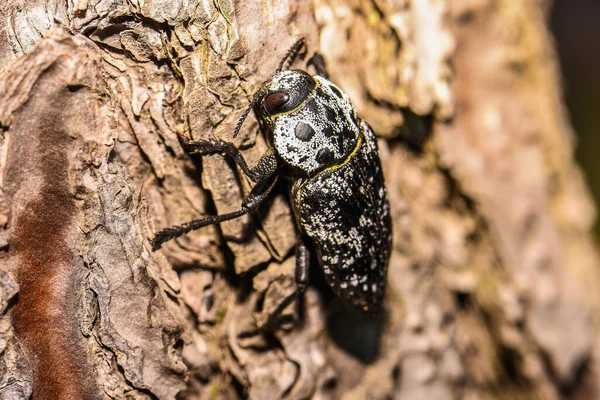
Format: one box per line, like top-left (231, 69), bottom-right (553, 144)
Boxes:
top-left (550, 0), bottom-right (600, 237)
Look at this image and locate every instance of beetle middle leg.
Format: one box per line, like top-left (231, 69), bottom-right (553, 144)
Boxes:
top-left (152, 137), bottom-right (280, 249)
top-left (152, 172), bottom-right (278, 250)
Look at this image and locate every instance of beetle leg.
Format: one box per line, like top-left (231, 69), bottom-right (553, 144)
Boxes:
top-left (307, 52), bottom-right (329, 79)
top-left (295, 239), bottom-right (310, 292)
top-left (152, 176), bottom-right (278, 250)
top-left (256, 238), bottom-right (310, 332)
top-left (183, 138), bottom-right (278, 183)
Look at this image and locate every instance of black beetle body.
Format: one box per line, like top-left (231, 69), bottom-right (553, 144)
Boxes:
top-left (260, 70), bottom-right (392, 312)
top-left (153, 41), bottom-right (392, 315)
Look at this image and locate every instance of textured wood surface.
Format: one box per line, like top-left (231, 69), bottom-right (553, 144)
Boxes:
top-left (0, 1), bottom-right (598, 399)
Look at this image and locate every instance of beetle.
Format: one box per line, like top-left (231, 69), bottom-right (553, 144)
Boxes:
top-left (153, 39), bottom-right (392, 315)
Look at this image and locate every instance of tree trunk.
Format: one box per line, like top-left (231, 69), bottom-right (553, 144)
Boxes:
top-left (0, 0), bottom-right (598, 399)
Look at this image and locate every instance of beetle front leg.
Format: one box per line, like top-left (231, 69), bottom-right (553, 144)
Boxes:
top-left (307, 52), bottom-right (330, 79)
top-left (183, 138), bottom-right (278, 183)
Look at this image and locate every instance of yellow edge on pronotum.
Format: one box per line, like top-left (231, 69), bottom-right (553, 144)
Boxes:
top-left (296, 133), bottom-right (363, 193)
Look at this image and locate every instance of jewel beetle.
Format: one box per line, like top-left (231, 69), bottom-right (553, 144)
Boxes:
top-left (153, 39), bottom-right (392, 314)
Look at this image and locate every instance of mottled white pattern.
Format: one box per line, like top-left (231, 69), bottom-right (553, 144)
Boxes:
top-left (267, 72), bottom-right (360, 176)
top-left (292, 120), bottom-right (392, 312)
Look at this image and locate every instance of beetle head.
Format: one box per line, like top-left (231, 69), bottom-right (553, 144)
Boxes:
top-left (232, 39), bottom-right (307, 139)
top-left (257, 70), bottom-right (317, 122)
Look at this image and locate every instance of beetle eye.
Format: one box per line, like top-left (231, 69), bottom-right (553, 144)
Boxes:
top-left (263, 91), bottom-right (290, 115)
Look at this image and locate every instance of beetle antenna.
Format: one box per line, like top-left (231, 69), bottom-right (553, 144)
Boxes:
top-left (276, 38), bottom-right (306, 73)
top-left (233, 38), bottom-right (305, 139)
top-left (232, 91), bottom-right (265, 138)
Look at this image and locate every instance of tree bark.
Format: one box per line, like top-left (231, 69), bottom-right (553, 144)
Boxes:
top-left (0, 0), bottom-right (598, 399)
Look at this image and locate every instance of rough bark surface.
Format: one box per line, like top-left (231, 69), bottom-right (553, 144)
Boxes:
top-left (0, 0), bottom-right (598, 399)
